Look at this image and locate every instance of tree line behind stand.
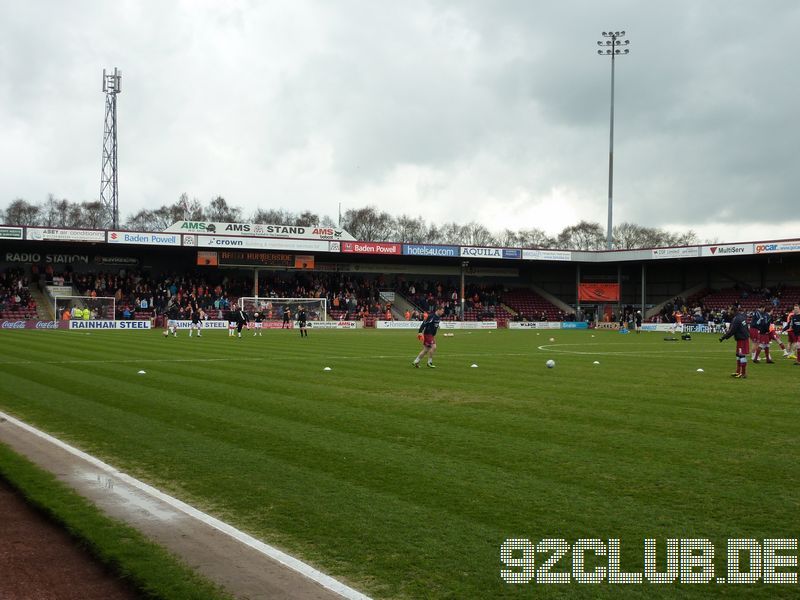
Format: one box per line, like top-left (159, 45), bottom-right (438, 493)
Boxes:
top-left (0, 194), bottom-right (703, 251)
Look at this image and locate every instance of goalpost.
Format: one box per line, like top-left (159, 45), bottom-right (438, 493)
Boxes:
top-left (54, 296), bottom-right (116, 320)
top-left (238, 297), bottom-right (328, 321)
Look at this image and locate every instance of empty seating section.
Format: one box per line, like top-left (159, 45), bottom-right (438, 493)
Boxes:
top-left (501, 288), bottom-right (564, 322)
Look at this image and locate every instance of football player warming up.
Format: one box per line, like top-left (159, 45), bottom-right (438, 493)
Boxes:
top-left (720, 305), bottom-right (750, 378)
top-left (413, 307), bottom-right (444, 369)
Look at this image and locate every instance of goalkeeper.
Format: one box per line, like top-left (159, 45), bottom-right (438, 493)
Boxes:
top-left (413, 307), bottom-right (444, 369)
top-left (719, 305), bottom-right (750, 379)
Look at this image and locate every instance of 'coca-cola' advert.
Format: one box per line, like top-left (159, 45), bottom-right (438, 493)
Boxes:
top-left (0, 320), bottom-right (67, 329)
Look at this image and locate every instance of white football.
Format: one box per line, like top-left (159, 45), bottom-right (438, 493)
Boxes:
top-left (546, 359), bottom-right (555, 369)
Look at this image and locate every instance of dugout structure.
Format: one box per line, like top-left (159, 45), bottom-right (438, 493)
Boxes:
top-left (54, 296), bottom-right (116, 320)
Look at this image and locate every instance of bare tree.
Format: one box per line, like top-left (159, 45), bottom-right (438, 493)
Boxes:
top-left (436, 222), bottom-right (467, 245)
top-left (206, 196), bottom-right (242, 222)
top-left (517, 228), bottom-right (555, 249)
top-left (668, 229), bottom-right (699, 247)
top-left (556, 221), bottom-right (606, 250)
top-left (462, 222), bottom-right (497, 246)
top-left (342, 206), bottom-right (395, 241)
top-left (42, 195), bottom-right (69, 227)
top-left (613, 222), bottom-right (650, 249)
top-left (125, 209), bottom-right (157, 231)
top-left (252, 208), bottom-right (293, 224)
top-left (176, 193), bottom-right (205, 221)
top-left (74, 201), bottom-right (109, 229)
top-left (295, 210), bottom-right (320, 227)
top-left (394, 215), bottom-right (429, 243)
top-left (3, 198), bottom-right (41, 226)
top-left (496, 229), bottom-right (520, 247)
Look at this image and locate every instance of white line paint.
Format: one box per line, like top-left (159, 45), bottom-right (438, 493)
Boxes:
top-left (0, 411), bottom-right (373, 600)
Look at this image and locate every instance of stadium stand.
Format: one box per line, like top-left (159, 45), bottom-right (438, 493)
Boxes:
top-left (0, 268), bottom-right (38, 319)
top-left (501, 288), bottom-right (568, 322)
top-left (689, 285), bottom-right (800, 313)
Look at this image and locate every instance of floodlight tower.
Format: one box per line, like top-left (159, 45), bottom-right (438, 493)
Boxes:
top-left (101, 68), bottom-right (122, 229)
top-left (597, 31), bottom-right (630, 250)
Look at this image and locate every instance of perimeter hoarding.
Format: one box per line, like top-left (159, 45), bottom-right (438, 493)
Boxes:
top-left (0, 226), bottom-right (23, 240)
top-left (341, 242), bottom-right (402, 255)
top-left (108, 231), bottom-right (181, 246)
top-left (26, 228), bottom-right (106, 243)
top-left (68, 320), bottom-right (152, 330)
top-left (700, 243), bottom-right (754, 257)
top-left (375, 320), bottom-right (498, 329)
top-left (754, 241), bottom-right (800, 254)
top-left (196, 235), bottom-right (330, 252)
top-left (522, 249), bottom-right (572, 262)
top-left (403, 244), bottom-right (459, 257)
top-left (651, 247), bottom-right (699, 259)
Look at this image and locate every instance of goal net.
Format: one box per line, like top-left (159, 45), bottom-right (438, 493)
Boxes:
top-left (55, 296), bottom-right (116, 320)
top-left (238, 297), bottom-right (328, 321)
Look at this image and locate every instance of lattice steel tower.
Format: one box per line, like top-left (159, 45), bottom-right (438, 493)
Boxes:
top-left (101, 68), bottom-right (122, 228)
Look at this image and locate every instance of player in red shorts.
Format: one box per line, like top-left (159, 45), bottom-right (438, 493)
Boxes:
top-left (413, 307), bottom-right (444, 368)
top-left (765, 316), bottom-right (790, 358)
top-left (753, 307), bottom-right (778, 363)
top-left (748, 305), bottom-right (763, 359)
top-left (720, 305), bottom-right (750, 378)
top-left (782, 305), bottom-right (800, 362)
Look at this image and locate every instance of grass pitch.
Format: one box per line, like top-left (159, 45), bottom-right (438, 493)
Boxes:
top-left (1, 327), bottom-right (799, 599)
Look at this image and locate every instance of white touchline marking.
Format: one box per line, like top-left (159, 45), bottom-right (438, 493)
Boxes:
top-left (0, 411), bottom-right (373, 600)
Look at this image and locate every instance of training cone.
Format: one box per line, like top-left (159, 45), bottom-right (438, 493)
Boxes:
top-left (593, 361), bottom-right (600, 365)
top-left (696, 368), bottom-right (704, 372)
top-left (137, 370), bottom-right (146, 374)
top-left (470, 364), bottom-right (478, 368)
top-left (323, 367), bottom-right (332, 371)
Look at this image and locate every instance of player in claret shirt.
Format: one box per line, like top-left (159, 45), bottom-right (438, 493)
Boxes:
top-left (782, 305), bottom-right (800, 364)
top-left (720, 305), bottom-right (751, 378)
top-left (413, 307), bottom-right (444, 368)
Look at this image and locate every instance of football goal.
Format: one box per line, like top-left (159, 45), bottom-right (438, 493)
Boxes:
top-left (238, 297), bottom-right (328, 321)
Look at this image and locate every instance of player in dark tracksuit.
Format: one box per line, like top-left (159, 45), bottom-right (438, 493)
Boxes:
top-left (748, 306), bottom-right (763, 357)
top-left (720, 306), bottom-right (751, 378)
top-left (413, 307), bottom-right (444, 368)
top-left (753, 308), bottom-right (774, 363)
top-left (296, 308), bottom-right (308, 337)
top-left (234, 307), bottom-right (248, 338)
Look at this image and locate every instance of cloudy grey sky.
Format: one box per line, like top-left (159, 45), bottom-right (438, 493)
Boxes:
top-left (1, 1), bottom-right (798, 243)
